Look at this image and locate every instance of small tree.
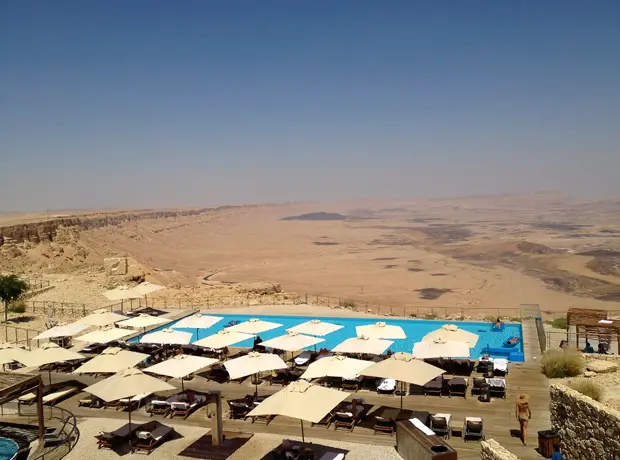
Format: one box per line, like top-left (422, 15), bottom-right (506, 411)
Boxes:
top-left (0, 275), bottom-right (29, 322)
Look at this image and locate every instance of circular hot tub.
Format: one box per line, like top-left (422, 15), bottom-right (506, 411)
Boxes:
top-left (0, 438), bottom-right (19, 460)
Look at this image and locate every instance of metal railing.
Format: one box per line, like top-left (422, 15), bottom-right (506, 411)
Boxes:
top-left (16, 405), bottom-right (79, 460)
top-left (546, 330), bottom-right (619, 355)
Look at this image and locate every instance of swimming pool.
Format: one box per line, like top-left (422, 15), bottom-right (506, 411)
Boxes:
top-left (0, 437), bottom-right (19, 460)
top-left (135, 313), bottom-right (525, 361)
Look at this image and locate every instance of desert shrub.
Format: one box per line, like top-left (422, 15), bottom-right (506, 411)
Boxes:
top-left (9, 299), bottom-right (26, 314)
top-left (550, 317), bottom-right (568, 329)
top-left (541, 348), bottom-right (584, 378)
top-left (568, 379), bottom-right (604, 402)
top-left (423, 312), bottom-right (438, 320)
top-left (484, 315), bottom-right (497, 322)
top-left (339, 299), bottom-right (355, 309)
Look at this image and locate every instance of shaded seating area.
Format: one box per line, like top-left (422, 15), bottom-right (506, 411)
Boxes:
top-left (95, 422), bottom-right (145, 451)
top-left (268, 368), bottom-right (303, 386)
top-left (131, 420), bottom-right (174, 455)
top-left (168, 391), bottom-right (208, 419)
top-left (423, 376), bottom-right (442, 397)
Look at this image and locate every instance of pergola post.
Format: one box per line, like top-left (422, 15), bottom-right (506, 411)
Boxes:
top-left (37, 380), bottom-right (45, 440)
top-left (210, 390), bottom-right (223, 447)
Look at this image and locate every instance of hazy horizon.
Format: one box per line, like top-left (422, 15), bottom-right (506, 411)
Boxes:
top-left (2, 1), bottom-right (619, 211)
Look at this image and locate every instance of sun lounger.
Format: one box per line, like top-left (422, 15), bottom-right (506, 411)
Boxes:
top-left (318, 453), bottom-right (345, 460)
top-left (294, 350), bottom-right (313, 366)
top-left (42, 387), bottom-right (78, 405)
top-left (228, 400), bottom-right (252, 419)
top-left (471, 377), bottom-right (487, 395)
top-left (168, 394), bottom-right (207, 419)
top-left (95, 422), bottom-right (144, 450)
top-left (463, 417), bottom-right (485, 442)
top-left (311, 411), bottom-right (334, 429)
top-left (373, 415), bottom-right (396, 435)
top-left (132, 422), bottom-right (174, 454)
top-left (341, 375), bottom-right (363, 392)
top-left (147, 398), bottom-right (170, 417)
top-left (333, 400), bottom-right (365, 432)
top-left (493, 358), bottom-right (508, 376)
top-left (118, 393), bottom-right (149, 411)
top-left (430, 413), bottom-right (451, 439)
top-left (448, 377), bottom-right (468, 398)
top-left (78, 396), bottom-right (104, 408)
top-left (376, 378), bottom-right (396, 394)
top-left (487, 378), bottom-right (507, 398)
top-left (423, 376), bottom-right (443, 397)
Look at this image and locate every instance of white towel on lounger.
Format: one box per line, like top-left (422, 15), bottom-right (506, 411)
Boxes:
top-left (377, 378), bottom-right (396, 391)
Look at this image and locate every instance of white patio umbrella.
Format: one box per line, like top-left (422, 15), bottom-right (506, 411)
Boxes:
top-left (72, 347), bottom-right (149, 374)
top-left (260, 332), bottom-right (325, 353)
top-left (140, 328), bottom-right (192, 345)
top-left (226, 318), bottom-right (283, 335)
top-left (362, 352), bottom-right (445, 408)
top-left (32, 323), bottom-right (90, 341)
top-left (76, 310), bottom-right (128, 327)
top-left (0, 347), bottom-right (31, 366)
top-left (412, 338), bottom-right (470, 359)
top-left (332, 336), bottom-right (394, 355)
top-left (117, 314), bottom-right (170, 330)
top-left (246, 379), bottom-right (349, 442)
top-left (132, 282), bottom-right (165, 307)
top-left (83, 368), bottom-right (176, 448)
top-left (300, 354), bottom-right (374, 380)
top-left (144, 354), bottom-right (219, 390)
top-left (287, 319), bottom-right (344, 337)
top-left (193, 330), bottom-right (254, 349)
top-left (356, 321), bottom-right (406, 340)
top-left (16, 343), bottom-right (85, 384)
top-left (224, 351), bottom-right (287, 394)
top-left (103, 287), bottom-right (141, 301)
top-left (422, 324), bottom-right (479, 347)
top-left (170, 314), bottom-right (223, 340)
top-left (74, 327), bottom-right (135, 344)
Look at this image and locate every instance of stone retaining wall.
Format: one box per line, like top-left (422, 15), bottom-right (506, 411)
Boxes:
top-left (480, 440), bottom-right (521, 460)
top-left (550, 382), bottom-right (620, 459)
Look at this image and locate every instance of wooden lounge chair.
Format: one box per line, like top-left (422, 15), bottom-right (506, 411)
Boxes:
top-left (333, 399), bottom-right (365, 432)
top-left (341, 377), bottom-right (362, 392)
top-left (118, 393), bottom-right (149, 411)
top-left (423, 376), bottom-right (443, 397)
top-left (228, 400), bottom-right (252, 419)
top-left (78, 396), bottom-right (104, 408)
top-left (430, 413), bottom-right (451, 439)
top-left (95, 422), bottom-right (144, 450)
top-left (448, 377), bottom-right (468, 398)
top-left (43, 387), bottom-right (79, 405)
top-left (146, 397), bottom-right (170, 417)
top-left (168, 394), bottom-right (208, 419)
top-left (132, 422), bottom-right (174, 455)
top-left (311, 411), bottom-right (334, 429)
top-left (463, 417), bottom-right (485, 442)
top-left (488, 378), bottom-right (507, 399)
top-left (471, 377), bottom-right (486, 395)
top-left (373, 415), bottom-right (395, 436)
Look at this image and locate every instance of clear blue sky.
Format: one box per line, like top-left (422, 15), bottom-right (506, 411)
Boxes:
top-left (1, 1), bottom-right (619, 211)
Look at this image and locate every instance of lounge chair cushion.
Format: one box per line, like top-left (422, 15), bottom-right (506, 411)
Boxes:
top-left (294, 351), bottom-right (312, 366)
top-left (377, 378), bottom-right (396, 391)
top-left (432, 413), bottom-right (452, 426)
top-left (493, 359), bottom-right (508, 372)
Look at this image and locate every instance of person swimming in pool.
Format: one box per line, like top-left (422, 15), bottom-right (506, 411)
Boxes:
top-left (494, 317), bottom-right (503, 330)
top-left (224, 320), bottom-right (238, 328)
top-left (506, 336), bottom-right (519, 345)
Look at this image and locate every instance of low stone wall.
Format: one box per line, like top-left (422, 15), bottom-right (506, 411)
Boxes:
top-left (480, 440), bottom-right (521, 460)
top-left (550, 382), bottom-right (620, 459)
top-left (584, 354), bottom-right (620, 364)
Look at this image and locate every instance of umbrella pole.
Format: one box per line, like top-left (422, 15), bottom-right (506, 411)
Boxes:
top-left (400, 381), bottom-right (403, 410)
top-left (182, 378), bottom-right (185, 391)
top-left (254, 373), bottom-right (258, 397)
top-left (300, 419), bottom-right (305, 443)
top-left (49, 369), bottom-right (52, 386)
top-left (128, 406), bottom-right (132, 451)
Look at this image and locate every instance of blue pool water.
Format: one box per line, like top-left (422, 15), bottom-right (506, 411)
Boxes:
top-left (0, 437), bottom-right (18, 460)
top-left (134, 314), bottom-right (524, 361)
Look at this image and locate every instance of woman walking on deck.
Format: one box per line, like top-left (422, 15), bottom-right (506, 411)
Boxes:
top-left (516, 393), bottom-right (532, 445)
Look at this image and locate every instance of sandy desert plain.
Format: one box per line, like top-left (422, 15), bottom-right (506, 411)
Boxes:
top-left (2, 193), bottom-right (620, 318)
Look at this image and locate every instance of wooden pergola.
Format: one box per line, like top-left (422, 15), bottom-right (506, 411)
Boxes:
top-left (567, 308), bottom-right (608, 327)
top-left (573, 317), bottom-right (620, 352)
top-left (0, 372), bottom-right (45, 439)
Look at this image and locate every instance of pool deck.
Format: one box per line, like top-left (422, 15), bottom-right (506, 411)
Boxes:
top-left (9, 356), bottom-right (550, 460)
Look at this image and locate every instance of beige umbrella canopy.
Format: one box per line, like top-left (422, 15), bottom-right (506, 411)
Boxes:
top-left (362, 352), bottom-right (445, 408)
top-left (224, 352), bottom-right (287, 381)
top-left (332, 336), bottom-right (394, 355)
top-left (422, 324), bottom-right (479, 348)
top-left (84, 368), bottom-right (177, 447)
top-left (76, 310), bottom-right (128, 327)
top-left (412, 339), bottom-right (470, 359)
top-left (72, 347), bottom-right (149, 374)
top-left (144, 355), bottom-right (218, 390)
top-left (0, 347), bottom-right (31, 366)
top-left (226, 318), bottom-right (283, 335)
top-left (103, 287), bottom-right (141, 302)
top-left (32, 323), bottom-right (90, 341)
top-left (287, 319), bottom-right (344, 337)
top-left (132, 282), bottom-right (165, 296)
top-left (171, 314), bottom-right (223, 330)
top-left (355, 322), bottom-right (407, 340)
top-left (193, 329), bottom-right (254, 349)
top-left (140, 328), bottom-right (192, 345)
top-left (117, 314), bottom-right (170, 329)
top-left (21, 342), bottom-right (85, 367)
top-left (260, 332), bottom-right (325, 352)
top-left (246, 380), bottom-right (349, 442)
top-left (300, 354), bottom-right (374, 380)
top-left (74, 327), bottom-right (135, 344)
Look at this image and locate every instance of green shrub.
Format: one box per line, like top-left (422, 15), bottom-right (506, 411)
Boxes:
top-left (541, 348), bottom-right (584, 378)
top-left (423, 312), bottom-right (438, 320)
top-left (550, 317), bottom-right (568, 329)
top-left (568, 379), bottom-right (604, 402)
top-left (8, 299), bottom-right (26, 314)
top-left (339, 299), bottom-right (355, 308)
